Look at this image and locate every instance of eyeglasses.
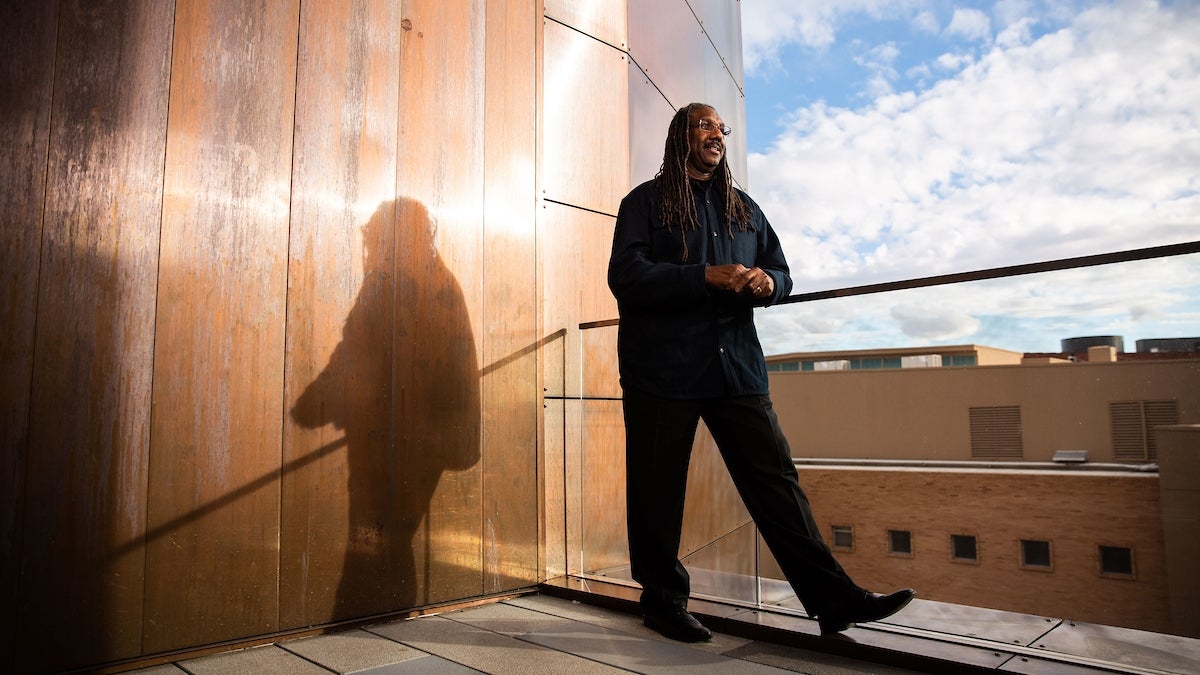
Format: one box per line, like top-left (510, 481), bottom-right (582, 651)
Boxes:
top-left (692, 119), bottom-right (732, 136)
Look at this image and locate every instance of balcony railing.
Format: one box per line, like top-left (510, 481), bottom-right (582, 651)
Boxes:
top-left (549, 239), bottom-right (1200, 667)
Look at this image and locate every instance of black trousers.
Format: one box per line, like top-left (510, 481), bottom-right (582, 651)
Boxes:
top-left (622, 387), bottom-right (860, 616)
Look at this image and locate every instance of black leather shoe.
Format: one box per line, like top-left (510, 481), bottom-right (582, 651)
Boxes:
top-left (818, 588), bottom-right (916, 634)
top-left (644, 607), bottom-right (713, 642)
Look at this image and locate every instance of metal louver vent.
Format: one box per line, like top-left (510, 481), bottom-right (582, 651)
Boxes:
top-left (1112, 400), bottom-right (1179, 461)
top-left (969, 406), bottom-right (1023, 458)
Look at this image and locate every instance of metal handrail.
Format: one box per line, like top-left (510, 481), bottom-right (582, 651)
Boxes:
top-left (581, 240), bottom-right (1200, 329)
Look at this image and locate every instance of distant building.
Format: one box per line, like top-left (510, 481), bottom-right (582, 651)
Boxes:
top-left (764, 345), bottom-right (1200, 636)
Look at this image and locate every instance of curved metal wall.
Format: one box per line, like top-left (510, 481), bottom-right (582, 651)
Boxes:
top-left (626, 0), bottom-right (747, 187)
top-left (0, 0), bottom-right (747, 670)
top-left (1, 1), bottom-right (538, 671)
top-left (540, 0), bottom-right (754, 593)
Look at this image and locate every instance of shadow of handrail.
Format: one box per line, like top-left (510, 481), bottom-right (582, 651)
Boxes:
top-left (109, 328), bottom-right (570, 561)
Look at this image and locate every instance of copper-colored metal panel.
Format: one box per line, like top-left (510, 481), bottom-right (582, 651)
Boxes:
top-left (0, 1), bottom-right (56, 667)
top-left (543, 399), bottom-right (567, 579)
top-left (626, 1), bottom-right (748, 186)
top-left (280, 0), bottom-right (402, 629)
top-left (564, 398), bottom-right (584, 575)
top-left (544, 0), bottom-right (627, 50)
top-left (13, 2), bottom-right (173, 671)
top-left (144, 0), bottom-right (299, 652)
top-left (481, 0), bottom-right (540, 593)
top-left (680, 423), bottom-right (752, 559)
top-left (581, 325), bottom-right (620, 400)
top-left (395, 0), bottom-right (486, 606)
top-left (628, 60), bottom-right (677, 189)
top-left (538, 203), bottom-right (570, 399)
top-left (544, 200), bottom-right (619, 398)
top-left (542, 19), bottom-right (630, 214)
top-left (580, 399), bottom-right (628, 574)
top-left (685, 0), bottom-right (746, 92)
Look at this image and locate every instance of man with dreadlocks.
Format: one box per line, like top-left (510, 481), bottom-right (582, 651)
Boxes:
top-left (609, 103), bottom-right (915, 642)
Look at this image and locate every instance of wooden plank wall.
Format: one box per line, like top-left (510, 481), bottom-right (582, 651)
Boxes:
top-left (0, 0), bottom-right (540, 672)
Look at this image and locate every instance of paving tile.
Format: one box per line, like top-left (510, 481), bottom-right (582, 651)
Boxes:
top-left (280, 628), bottom-right (427, 673)
top-left (179, 644), bottom-right (331, 675)
top-left (520, 620), bottom-right (790, 674)
top-left (1031, 620), bottom-right (1200, 674)
top-left (366, 614), bottom-right (625, 674)
top-left (126, 665), bottom-right (187, 674)
top-left (355, 653), bottom-right (482, 674)
top-left (505, 594), bottom-right (754, 655)
top-left (721, 640), bottom-right (923, 675)
top-left (441, 600), bottom-right (573, 636)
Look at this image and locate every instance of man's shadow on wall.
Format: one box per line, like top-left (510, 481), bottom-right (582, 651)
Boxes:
top-left (292, 197), bottom-right (480, 618)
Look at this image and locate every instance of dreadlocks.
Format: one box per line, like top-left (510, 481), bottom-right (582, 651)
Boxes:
top-left (654, 102), bottom-right (753, 261)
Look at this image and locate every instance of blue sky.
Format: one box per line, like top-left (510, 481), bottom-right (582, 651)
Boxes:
top-left (738, 0), bottom-right (1200, 355)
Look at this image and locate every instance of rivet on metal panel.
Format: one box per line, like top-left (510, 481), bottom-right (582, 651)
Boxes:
top-left (401, 18), bottom-right (411, 31)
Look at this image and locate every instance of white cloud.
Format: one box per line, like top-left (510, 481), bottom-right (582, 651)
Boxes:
top-left (891, 304), bottom-right (982, 340)
top-left (945, 8), bottom-right (992, 41)
top-left (756, 257), bottom-right (1200, 354)
top-left (741, 0), bottom-right (926, 74)
top-left (746, 1), bottom-right (1200, 353)
top-left (912, 10), bottom-right (940, 34)
top-left (750, 2), bottom-right (1200, 283)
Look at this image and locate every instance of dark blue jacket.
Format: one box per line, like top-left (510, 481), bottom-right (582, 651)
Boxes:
top-left (608, 178), bottom-right (793, 399)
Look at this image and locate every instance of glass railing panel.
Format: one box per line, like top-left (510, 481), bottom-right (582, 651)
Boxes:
top-left (575, 247), bottom-right (1200, 638)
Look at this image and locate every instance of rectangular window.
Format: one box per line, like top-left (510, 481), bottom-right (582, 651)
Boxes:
top-left (1111, 400), bottom-right (1179, 461)
top-left (1021, 539), bottom-right (1052, 569)
top-left (969, 406), bottom-right (1024, 459)
top-left (951, 534), bottom-right (978, 562)
top-left (1099, 545), bottom-right (1135, 577)
top-left (831, 525), bottom-right (853, 550)
top-left (888, 529), bottom-right (912, 556)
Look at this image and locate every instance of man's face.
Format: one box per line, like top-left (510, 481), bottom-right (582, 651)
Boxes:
top-left (685, 106), bottom-right (726, 180)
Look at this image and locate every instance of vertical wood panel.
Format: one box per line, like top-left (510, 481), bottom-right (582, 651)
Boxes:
top-left (144, 0), bottom-right (298, 651)
top-left (0, 1), bottom-right (56, 668)
top-left (14, 1), bottom-right (174, 667)
top-left (395, 0), bottom-right (486, 606)
top-left (482, 0), bottom-right (539, 593)
top-left (15, 2), bottom-right (173, 671)
top-left (281, 0), bottom-right (402, 628)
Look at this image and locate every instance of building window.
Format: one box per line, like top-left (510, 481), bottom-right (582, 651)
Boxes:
top-left (951, 534), bottom-right (978, 562)
top-left (1021, 539), bottom-right (1052, 570)
top-left (969, 406), bottom-right (1024, 459)
top-left (1099, 545), bottom-right (1135, 577)
top-left (888, 529), bottom-right (913, 556)
top-left (831, 525), bottom-right (853, 550)
top-left (1110, 400), bottom-right (1179, 462)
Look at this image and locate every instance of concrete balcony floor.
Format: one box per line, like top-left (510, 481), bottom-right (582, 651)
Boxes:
top-left (127, 592), bottom-right (923, 675)
top-left (126, 577), bottom-right (1199, 675)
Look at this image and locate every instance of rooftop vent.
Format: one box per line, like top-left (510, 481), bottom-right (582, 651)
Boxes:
top-left (1052, 450), bottom-right (1089, 463)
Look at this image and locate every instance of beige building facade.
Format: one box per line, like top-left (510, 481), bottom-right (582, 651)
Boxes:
top-left (761, 353), bottom-right (1200, 636)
